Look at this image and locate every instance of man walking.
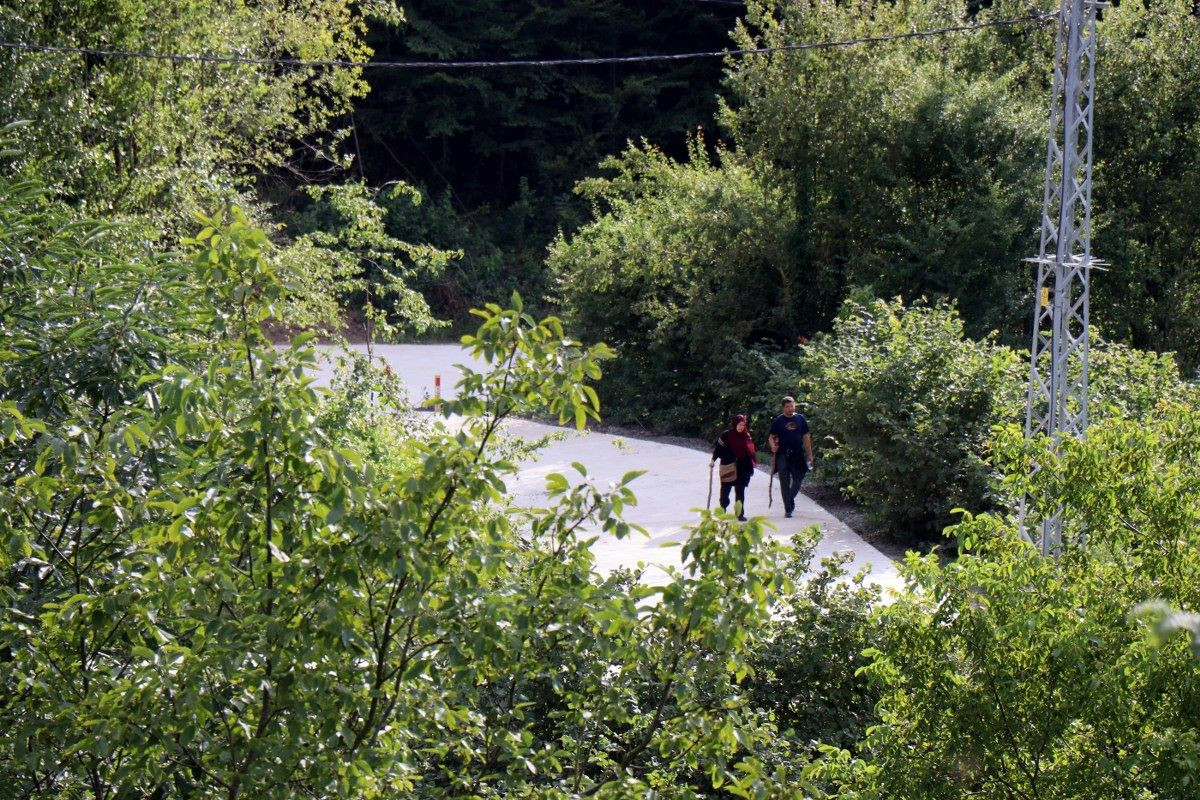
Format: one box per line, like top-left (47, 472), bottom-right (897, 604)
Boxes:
top-left (768, 395), bottom-right (814, 519)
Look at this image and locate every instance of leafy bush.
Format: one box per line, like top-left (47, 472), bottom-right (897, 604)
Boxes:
top-left (547, 138), bottom-right (797, 435)
top-left (1087, 336), bottom-right (1197, 418)
top-left (745, 538), bottom-right (883, 755)
top-left (807, 297), bottom-right (1024, 543)
top-left (810, 401), bottom-right (1200, 799)
top-left (803, 296), bottom-right (1195, 545)
top-left (0, 168), bottom-right (824, 797)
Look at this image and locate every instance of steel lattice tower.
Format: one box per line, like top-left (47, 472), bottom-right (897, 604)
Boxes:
top-left (1022, 0), bottom-right (1103, 555)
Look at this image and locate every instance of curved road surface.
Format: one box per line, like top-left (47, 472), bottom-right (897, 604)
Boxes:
top-left (314, 344), bottom-right (902, 592)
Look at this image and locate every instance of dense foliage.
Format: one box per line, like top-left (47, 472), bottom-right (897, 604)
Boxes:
top-left (809, 403), bottom-right (1200, 799)
top-left (5, 166), bottom-right (1198, 796)
top-left (795, 298), bottom-right (1193, 543)
top-left (729, 0), bottom-right (1200, 368)
top-left (723, 0), bottom-right (1046, 341)
top-left (0, 163), bottom-right (885, 798)
top-left (746, 549), bottom-right (882, 755)
top-left (276, 181), bottom-right (455, 336)
top-left (10, 0), bottom-right (1199, 366)
top-left (0, 0), bottom-right (399, 232)
top-left (352, 0), bottom-right (737, 322)
top-left (1091, 1), bottom-right (1200, 369)
top-left (548, 139), bottom-right (794, 433)
top-left (0, 1), bottom-right (468, 337)
top-left (805, 298), bottom-right (1024, 543)
top-left (553, 0), bottom-right (1200, 443)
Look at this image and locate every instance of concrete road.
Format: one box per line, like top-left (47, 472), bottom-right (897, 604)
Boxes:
top-left (309, 343), bottom-right (472, 404)
top-left (314, 344), bottom-right (902, 592)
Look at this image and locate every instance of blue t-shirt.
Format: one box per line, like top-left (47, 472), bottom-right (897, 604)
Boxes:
top-left (769, 412), bottom-right (809, 453)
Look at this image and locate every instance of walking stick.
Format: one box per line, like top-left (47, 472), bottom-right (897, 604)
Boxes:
top-left (768, 452), bottom-right (777, 508)
top-left (706, 461), bottom-right (715, 509)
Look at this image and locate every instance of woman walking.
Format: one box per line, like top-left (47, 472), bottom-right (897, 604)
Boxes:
top-left (710, 413), bottom-right (757, 521)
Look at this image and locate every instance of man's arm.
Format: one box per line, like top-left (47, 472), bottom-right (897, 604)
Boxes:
top-left (803, 432), bottom-right (814, 466)
top-left (768, 434), bottom-right (779, 454)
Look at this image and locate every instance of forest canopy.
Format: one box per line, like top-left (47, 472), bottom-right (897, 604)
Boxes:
top-left (551, 0), bottom-right (1199, 437)
top-left (3, 0), bottom-right (1200, 796)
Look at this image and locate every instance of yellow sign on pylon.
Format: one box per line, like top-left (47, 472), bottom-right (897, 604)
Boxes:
top-left (1040, 287), bottom-right (1051, 309)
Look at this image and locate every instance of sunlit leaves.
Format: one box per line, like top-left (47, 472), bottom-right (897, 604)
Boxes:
top-left (455, 293), bottom-right (613, 431)
top-left (0, 0), bottom-right (399, 231)
top-left (1, 192), bottom-right (811, 798)
top-left (813, 400), bottom-right (1200, 800)
top-left (806, 296), bottom-right (1023, 542)
top-left (546, 138), bottom-right (793, 434)
top-left (277, 182), bottom-right (456, 337)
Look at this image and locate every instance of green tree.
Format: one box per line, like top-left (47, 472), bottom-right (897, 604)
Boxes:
top-left (0, 0), bottom-right (398, 230)
top-left (810, 400), bottom-right (1200, 799)
top-left (723, 0), bottom-right (1045, 342)
top-left (547, 138), bottom-right (795, 433)
top-left (549, 1), bottom-right (1054, 437)
top-left (806, 297), bottom-right (1024, 543)
top-left (276, 181), bottom-right (456, 337)
top-left (724, 0), bottom-right (1200, 372)
top-left (0, 164), bottom-right (811, 797)
top-left (1092, 0), bottom-right (1200, 373)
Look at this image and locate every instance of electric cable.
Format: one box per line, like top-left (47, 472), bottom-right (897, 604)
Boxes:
top-left (0, 11), bottom-right (1055, 71)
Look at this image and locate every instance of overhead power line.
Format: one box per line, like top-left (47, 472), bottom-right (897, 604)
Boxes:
top-left (0, 12), bottom-right (1054, 71)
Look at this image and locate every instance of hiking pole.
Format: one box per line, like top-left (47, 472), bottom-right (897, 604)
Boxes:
top-left (706, 461), bottom-right (715, 509)
top-left (768, 452), bottom-right (777, 508)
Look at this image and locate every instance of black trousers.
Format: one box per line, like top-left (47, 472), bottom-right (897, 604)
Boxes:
top-left (777, 451), bottom-right (807, 513)
top-left (719, 480), bottom-right (746, 512)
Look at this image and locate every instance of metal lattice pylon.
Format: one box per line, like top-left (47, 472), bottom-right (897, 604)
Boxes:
top-left (1021, 0), bottom-right (1103, 555)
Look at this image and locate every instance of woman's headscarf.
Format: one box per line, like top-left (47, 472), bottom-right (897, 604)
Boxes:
top-left (726, 413), bottom-right (756, 462)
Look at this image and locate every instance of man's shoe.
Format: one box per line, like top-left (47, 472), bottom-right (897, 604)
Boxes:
top-left (737, 515), bottom-right (747, 522)
top-left (784, 511), bottom-right (792, 518)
